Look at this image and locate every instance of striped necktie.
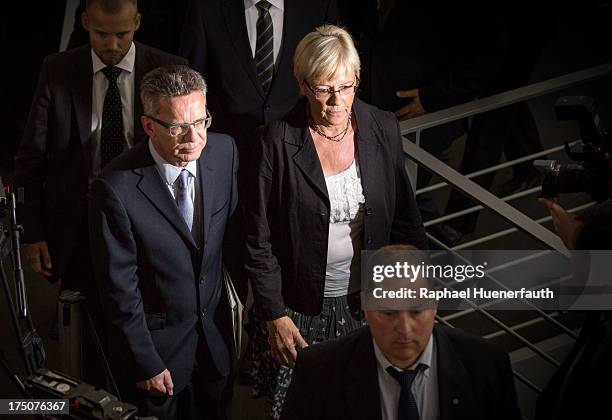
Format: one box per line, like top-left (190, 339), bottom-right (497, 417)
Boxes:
top-left (255, 0), bottom-right (274, 94)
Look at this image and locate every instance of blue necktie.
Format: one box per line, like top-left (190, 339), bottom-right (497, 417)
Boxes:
top-left (175, 169), bottom-right (193, 231)
top-left (386, 365), bottom-right (421, 420)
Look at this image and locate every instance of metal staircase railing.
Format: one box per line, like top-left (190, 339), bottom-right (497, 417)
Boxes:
top-left (398, 62), bottom-right (612, 397)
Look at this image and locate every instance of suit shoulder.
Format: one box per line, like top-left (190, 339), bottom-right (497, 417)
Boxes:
top-left (136, 42), bottom-right (188, 66)
top-left (438, 325), bottom-right (509, 365)
top-left (43, 44), bottom-right (89, 68)
top-left (298, 327), bottom-right (368, 369)
top-left (365, 102), bottom-right (399, 130)
top-left (207, 132), bottom-right (237, 154)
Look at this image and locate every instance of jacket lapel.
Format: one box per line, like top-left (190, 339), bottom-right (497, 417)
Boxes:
top-left (353, 99), bottom-right (380, 201)
top-left (198, 144), bottom-right (216, 246)
top-left (287, 103), bottom-right (329, 202)
top-left (344, 328), bottom-right (383, 420)
top-left (435, 326), bottom-right (474, 420)
top-left (267, 0), bottom-right (298, 96)
top-left (133, 42), bottom-right (147, 143)
top-left (222, 0), bottom-right (265, 99)
top-left (72, 46), bottom-right (93, 153)
top-left (135, 145), bottom-right (197, 249)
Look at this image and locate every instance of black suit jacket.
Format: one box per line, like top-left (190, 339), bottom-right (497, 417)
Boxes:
top-left (180, 0), bottom-right (338, 157)
top-left (88, 136), bottom-right (238, 393)
top-left (282, 325), bottom-right (522, 420)
top-left (244, 98), bottom-right (427, 320)
top-left (339, 1), bottom-right (508, 113)
top-left (14, 42), bottom-right (186, 282)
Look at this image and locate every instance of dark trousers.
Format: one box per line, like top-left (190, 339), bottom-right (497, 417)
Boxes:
top-left (120, 369), bottom-right (230, 420)
top-left (445, 102), bottom-right (542, 233)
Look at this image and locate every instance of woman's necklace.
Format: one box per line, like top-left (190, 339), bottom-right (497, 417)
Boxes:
top-left (309, 110), bottom-right (352, 143)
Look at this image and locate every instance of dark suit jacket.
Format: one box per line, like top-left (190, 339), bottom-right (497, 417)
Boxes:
top-left (244, 98), bottom-right (427, 320)
top-left (339, 1), bottom-right (508, 113)
top-left (282, 325), bottom-right (522, 420)
top-left (180, 0), bottom-right (338, 157)
top-left (14, 42), bottom-right (186, 282)
top-left (88, 136), bottom-right (238, 393)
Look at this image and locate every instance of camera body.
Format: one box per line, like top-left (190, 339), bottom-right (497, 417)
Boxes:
top-left (534, 96), bottom-right (611, 201)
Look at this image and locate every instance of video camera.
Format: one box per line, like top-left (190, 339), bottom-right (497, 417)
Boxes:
top-left (0, 177), bottom-right (149, 419)
top-left (534, 96), bottom-right (612, 201)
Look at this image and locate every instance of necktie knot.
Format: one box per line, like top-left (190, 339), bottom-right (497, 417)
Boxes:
top-left (102, 66), bottom-right (122, 83)
top-left (386, 365), bottom-right (421, 389)
top-left (256, 0), bottom-right (272, 14)
top-left (176, 169), bottom-right (191, 190)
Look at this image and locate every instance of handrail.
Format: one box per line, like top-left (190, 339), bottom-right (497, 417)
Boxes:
top-left (402, 138), bottom-right (570, 255)
top-left (400, 62), bottom-right (612, 135)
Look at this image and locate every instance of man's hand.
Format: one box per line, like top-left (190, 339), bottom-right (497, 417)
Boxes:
top-left (395, 89), bottom-right (426, 120)
top-left (539, 198), bottom-right (584, 249)
top-left (266, 316), bottom-right (308, 368)
top-left (136, 369), bottom-right (174, 396)
top-left (23, 241), bottom-right (52, 276)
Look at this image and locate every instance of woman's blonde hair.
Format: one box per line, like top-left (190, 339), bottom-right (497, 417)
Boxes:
top-left (293, 25), bottom-right (360, 92)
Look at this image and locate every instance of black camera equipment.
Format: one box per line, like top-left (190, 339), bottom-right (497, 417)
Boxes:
top-left (0, 176), bottom-right (148, 419)
top-left (534, 96), bottom-right (611, 201)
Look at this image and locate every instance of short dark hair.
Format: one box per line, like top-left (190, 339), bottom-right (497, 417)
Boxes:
top-left (86, 0), bottom-right (137, 14)
top-left (140, 65), bottom-right (208, 116)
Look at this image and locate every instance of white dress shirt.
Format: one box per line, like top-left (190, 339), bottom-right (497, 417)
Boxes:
top-left (90, 42), bottom-right (136, 176)
top-left (148, 141), bottom-right (197, 203)
top-left (373, 335), bottom-right (439, 420)
top-left (244, 0), bottom-right (284, 65)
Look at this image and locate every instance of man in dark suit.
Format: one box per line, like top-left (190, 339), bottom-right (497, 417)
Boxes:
top-left (282, 246), bottom-right (521, 420)
top-left (180, 0), bottom-right (338, 159)
top-left (89, 65), bottom-right (238, 419)
top-left (338, 1), bottom-right (508, 245)
top-left (15, 0), bottom-right (186, 292)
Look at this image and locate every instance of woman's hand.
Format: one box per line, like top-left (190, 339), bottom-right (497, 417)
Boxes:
top-left (266, 316), bottom-right (309, 368)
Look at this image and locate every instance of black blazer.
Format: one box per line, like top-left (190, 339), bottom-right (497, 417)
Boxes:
top-left (14, 42), bottom-right (186, 281)
top-left (244, 98), bottom-right (427, 320)
top-left (282, 325), bottom-right (522, 420)
top-left (339, 1), bottom-right (508, 113)
top-left (180, 0), bottom-right (338, 156)
top-left (88, 136), bottom-right (238, 393)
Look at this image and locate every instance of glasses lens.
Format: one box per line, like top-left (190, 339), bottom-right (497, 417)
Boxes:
top-left (169, 125), bottom-right (185, 136)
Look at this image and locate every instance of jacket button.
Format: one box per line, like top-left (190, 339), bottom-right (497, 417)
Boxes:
top-left (199, 278), bottom-right (204, 284)
top-left (366, 238), bottom-right (373, 245)
top-left (264, 104), bottom-right (271, 110)
top-left (365, 207), bottom-right (373, 216)
top-left (201, 310), bottom-right (207, 318)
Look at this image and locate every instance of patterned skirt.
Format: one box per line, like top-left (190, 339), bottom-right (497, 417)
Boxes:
top-left (247, 295), bottom-right (366, 419)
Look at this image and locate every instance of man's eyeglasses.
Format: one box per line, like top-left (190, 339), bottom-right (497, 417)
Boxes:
top-left (145, 109), bottom-right (212, 137)
top-left (304, 78), bottom-right (359, 100)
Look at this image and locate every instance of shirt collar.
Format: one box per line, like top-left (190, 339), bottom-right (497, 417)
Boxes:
top-left (148, 140), bottom-right (197, 186)
top-left (91, 42), bottom-right (136, 75)
top-left (372, 333), bottom-right (434, 378)
top-left (244, 0), bottom-right (284, 11)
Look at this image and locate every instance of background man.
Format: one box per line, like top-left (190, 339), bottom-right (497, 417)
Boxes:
top-left (14, 0), bottom-right (186, 385)
top-left (89, 65), bottom-right (238, 419)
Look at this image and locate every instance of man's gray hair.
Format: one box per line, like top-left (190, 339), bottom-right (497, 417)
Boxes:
top-left (140, 65), bottom-right (208, 116)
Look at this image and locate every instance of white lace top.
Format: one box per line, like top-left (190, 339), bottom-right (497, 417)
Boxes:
top-left (324, 160), bottom-right (365, 297)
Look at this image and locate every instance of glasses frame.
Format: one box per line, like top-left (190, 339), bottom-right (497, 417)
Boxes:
top-left (145, 108), bottom-right (212, 137)
top-left (304, 78), bottom-right (360, 100)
